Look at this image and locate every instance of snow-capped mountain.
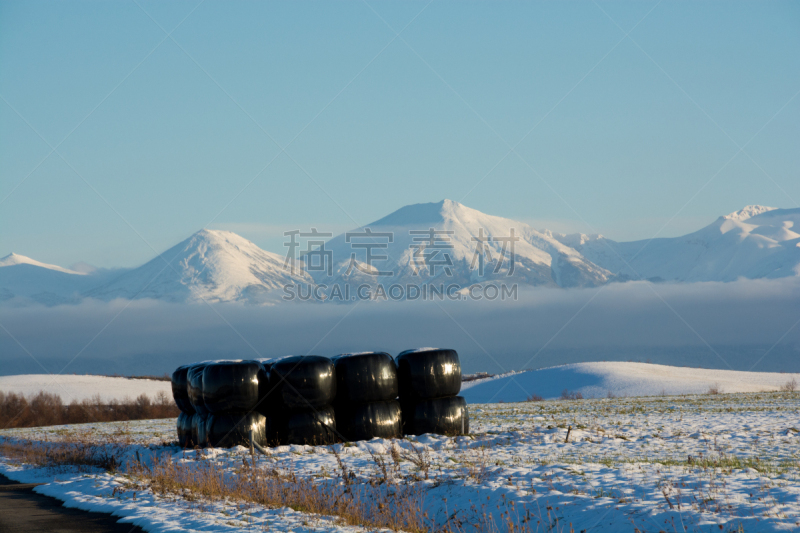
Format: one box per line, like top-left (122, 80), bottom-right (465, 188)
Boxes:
top-left (0, 253), bottom-right (94, 305)
top-left (0, 253), bottom-right (87, 275)
top-left (314, 200), bottom-right (613, 289)
top-left (3, 202), bottom-right (800, 305)
top-left (551, 205), bottom-right (800, 282)
top-left (85, 229), bottom-right (312, 303)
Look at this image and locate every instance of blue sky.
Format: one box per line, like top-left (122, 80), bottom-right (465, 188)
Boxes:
top-left (1, 1), bottom-right (798, 269)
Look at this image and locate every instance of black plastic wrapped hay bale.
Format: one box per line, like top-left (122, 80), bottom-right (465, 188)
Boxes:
top-left (332, 352), bottom-right (398, 403)
top-left (268, 406), bottom-right (337, 446)
top-left (171, 365), bottom-right (195, 415)
top-left (269, 356), bottom-right (336, 410)
top-left (396, 348), bottom-right (461, 401)
top-left (177, 411), bottom-right (194, 448)
top-left (207, 412), bottom-right (267, 448)
top-left (192, 413), bottom-right (210, 447)
top-left (401, 396), bottom-right (469, 436)
top-left (335, 400), bottom-right (401, 441)
top-left (202, 360), bottom-right (270, 414)
top-left (187, 363), bottom-right (210, 416)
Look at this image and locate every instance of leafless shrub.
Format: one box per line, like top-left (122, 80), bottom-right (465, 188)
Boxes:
top-left (526, 394), bottom-right (544, 402)
top-left (330, 446), bottom-right (355, 485)
top-left (707, 383), bottom-right (723, 395)
top-left (368, 449), bottom-right (392, 485)
top-left (560, 389), bottom-right (583, 400)
top-left (389, 441), bottom-right (402, 471)
top-left (780, 378), bottom-right (798, 392)
top-left (0, 390), bottom-right (179, 429)
top-left (400, 443), bottom-right (431, 480)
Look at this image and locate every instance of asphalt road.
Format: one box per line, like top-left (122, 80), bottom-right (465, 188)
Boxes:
top-left (0, 474), bottom-right (145, 533)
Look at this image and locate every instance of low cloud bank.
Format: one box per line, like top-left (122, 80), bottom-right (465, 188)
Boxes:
top-left (1, 278), bottom-right (798, 376)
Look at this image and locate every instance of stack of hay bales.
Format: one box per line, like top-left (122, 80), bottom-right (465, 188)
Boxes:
top-left (266, 355), bottom-right (337, 446)
top-left (396, 348), bottom-right (469, 436)
top-left (332, 352), bottom-right (401, 442)
top-left (171, 348), bottom-right (469, 448)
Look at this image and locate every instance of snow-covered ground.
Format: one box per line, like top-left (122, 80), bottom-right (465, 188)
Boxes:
top-left (461, 362), bottom-right (800, 404)
top-left (4, 362), bottom-right (797, 406)
top-left (1, 391), bottom-right (799, 532)
top-left (0, 374), bottom-right (172, 402)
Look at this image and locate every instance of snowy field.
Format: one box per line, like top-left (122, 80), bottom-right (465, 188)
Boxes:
top-left (0, 374), bottom-right (172, 402)
top-left (1, 391), bottom-right (799, 532)
top-left (462, 362), bottom-right (800, 403)
top-left (4, 362), bottom-right (798, 407)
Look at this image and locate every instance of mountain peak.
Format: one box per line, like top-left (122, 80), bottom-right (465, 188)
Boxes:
top-left (85, 227), bottom-right (310, 303)
top-left (368, 199), bottom-right (508, 229)
top-left (369, 200), bottom-right (464, 227)
top-left (193, 228), bottom-right (238, 240)
top-left (723, 205), bottom-right (777, 222)
top-left (0, 253), bottom-right (85, 275)
top-left (186, 228), bottom-right (265, 252)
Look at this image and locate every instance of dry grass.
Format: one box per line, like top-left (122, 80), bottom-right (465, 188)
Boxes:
top-left (0, 431), bottom-right (557, 533)
top-left (0, 390), bottom-right (179, 429)
top-left (0, 434), bottom-right (432, 531)
top-left (0, 435), bottom-right (121, 472)
top-left (125, 452), bottom-right (435, 532)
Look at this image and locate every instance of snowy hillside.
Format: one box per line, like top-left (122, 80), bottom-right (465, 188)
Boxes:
top-left (461, 361), bottom-right (800, 403)
top-left (316, 200), bottom-right (613, 290)
top-left (0, 374), bottom-right (172, 403)
top-left (85, 229), bottom-right (312, 304)
top-left (553, 205), bottom-right (800, 282)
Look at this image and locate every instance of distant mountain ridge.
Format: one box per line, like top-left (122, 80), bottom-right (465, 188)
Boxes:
top-left (2, 201), bottom-right (799, 304)
top-left (551, 205), bottom-right (800, 282)
top-left (0, 253), bottom-right (86, 275)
